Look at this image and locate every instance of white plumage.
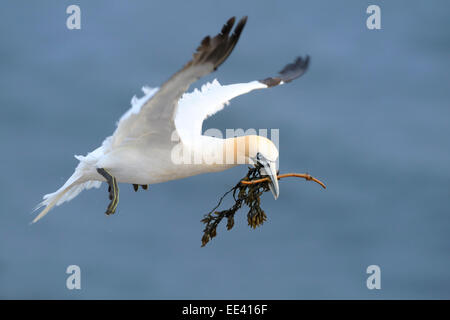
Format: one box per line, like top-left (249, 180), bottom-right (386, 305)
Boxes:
top-left (176, 79), bottom-right (266, 146)
top-left (33, 17), bottom-right (309, 223)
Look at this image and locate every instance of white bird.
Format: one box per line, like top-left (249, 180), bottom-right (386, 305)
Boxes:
top-left (33, 16), bottom-right (309, 223)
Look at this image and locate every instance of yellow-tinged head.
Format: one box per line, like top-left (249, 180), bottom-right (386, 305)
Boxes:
top-left (224, 135), bottom-right (280, 199)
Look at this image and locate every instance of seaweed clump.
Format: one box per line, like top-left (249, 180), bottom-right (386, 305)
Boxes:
top-left (201, 164), bottom-right (271, 247)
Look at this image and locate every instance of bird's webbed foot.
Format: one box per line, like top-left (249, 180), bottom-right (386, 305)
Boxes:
top-left (96, 168), bottom-right (119, 215)
top-left (132, 184), bottom-right (148, 192)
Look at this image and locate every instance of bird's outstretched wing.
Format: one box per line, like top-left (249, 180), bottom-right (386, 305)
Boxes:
top-left (111, 16), bottom-right (248, 148)
top-left (175, 56), bottom-right (310, 144)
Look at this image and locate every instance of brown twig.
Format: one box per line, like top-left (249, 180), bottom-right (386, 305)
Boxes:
top-left (240, 173), bottom-right (327, 189)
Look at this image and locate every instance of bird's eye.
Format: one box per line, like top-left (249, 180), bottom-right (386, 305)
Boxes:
top-left (256, 152), bottom-right (261, 160)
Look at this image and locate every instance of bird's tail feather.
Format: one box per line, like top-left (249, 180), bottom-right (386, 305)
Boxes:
top-left (33, 155), bottom-right (103, 223)
top-left (33, 181), bottom-right (77, 223)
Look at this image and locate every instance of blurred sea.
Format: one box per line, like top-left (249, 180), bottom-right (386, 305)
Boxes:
top-left (0, 0), bottom-right (449, 299)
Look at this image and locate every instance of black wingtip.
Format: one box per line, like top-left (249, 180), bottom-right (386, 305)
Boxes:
top-left (278, 55), bottom-right (310, 82)
top-left (186, 16), bottom-right (248, 72)
top-left (221, 17), bottom-right (236, 36)
top-left (201, 36), bottom-right (211, 46)
top-left (233, 16), bottom-right (248, 37)
top-left (259, 55), bottom-right (310, 87)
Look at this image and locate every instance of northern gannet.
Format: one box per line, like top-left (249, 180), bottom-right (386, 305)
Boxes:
top-left (34, 17), bottom-right (309, 223)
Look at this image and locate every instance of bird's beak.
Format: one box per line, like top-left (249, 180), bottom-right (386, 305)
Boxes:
top-left (260, 160), bottom-right (279, 200)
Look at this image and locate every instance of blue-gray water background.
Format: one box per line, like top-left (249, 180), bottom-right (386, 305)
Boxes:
top-left (1, 0), bottom-right (449, 299)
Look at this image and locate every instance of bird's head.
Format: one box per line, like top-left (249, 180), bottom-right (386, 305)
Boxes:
top-left (225, 135), bottom-right (279, 199)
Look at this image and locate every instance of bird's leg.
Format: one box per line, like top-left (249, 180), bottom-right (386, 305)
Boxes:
top-left (132, 184), bottom-right (148, 192)
top-left (96, 168), bottom-right (119, 215)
